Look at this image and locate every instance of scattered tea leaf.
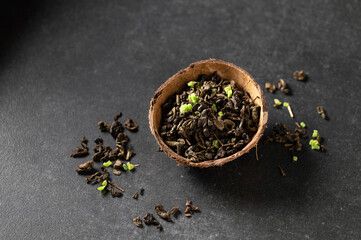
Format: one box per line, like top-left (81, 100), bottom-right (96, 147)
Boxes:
top-left (293, 156), bottom-right (298, 162)
top-left (170, 206), bottom-right (180, 217)
top-left (155, 204), bottom-right (173, 222)
top-left (133, 216), bottom-right (143, 227)
top-left (124, 118), bottom-right (138, 131)
top-left (184, 200), bottom-right (199, 217)
top-left (316, 106), bottom-right (327, 120)
top-left (278, 164), bottom-right (286, 176)
top-left (293, 70), bottom-right (307, 81)
top-left (265, 82), bottom-right (277, 93)
top-left (70, 137), bottom-right (89, 158)
top-left (76, 160), bottom-right (94, 173)
top-left (143, 213), bottom-right (162, 230)
top-left (278, 79), bottom-right (290, 94)
top-left (132, 192), bottom-right (139, 199)
top-left (140, 188), bottom-right (144, 196)
top-left (300, 122), bottom-right (306, 128)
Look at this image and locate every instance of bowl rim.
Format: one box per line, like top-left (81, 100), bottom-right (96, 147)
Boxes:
top-left (149, 59), bottom-right (268, 168)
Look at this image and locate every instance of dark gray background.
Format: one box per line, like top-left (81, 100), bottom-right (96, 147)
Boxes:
top-left (0, 0), bottom-right (360, 239)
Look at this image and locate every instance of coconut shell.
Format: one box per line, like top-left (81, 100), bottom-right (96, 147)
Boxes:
top-left (149, 59), bottom-right (268, 168)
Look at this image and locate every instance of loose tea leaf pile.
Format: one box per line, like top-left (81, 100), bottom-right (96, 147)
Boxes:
top-left (263, 69), bottom-right (328, 174)
top-left (160, 72), bottom-right (260, 162)
top-left (70, 112), bottom-right (139, 197)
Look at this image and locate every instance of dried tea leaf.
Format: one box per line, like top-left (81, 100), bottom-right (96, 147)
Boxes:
top-left (125, 149), bottom-right (135, 161)
top-left (124, 118), bottom-right (138, 131)
top-left (140, 188), bottom-right (144, 196)
top-left (133, 216), bottom-right (142, 227)
top-left (170, 206), bottom-right (180, 217)
top-left (70, 147), bottom-right (89, 158)
top-left (80, 137), bottom-right (88, 149)
top-left (265, 82), bottom-right (276, 93)
top-left (97, 121), bottom-right (111, 132)
top-left (155, 204), bottom-right (173, 222)
top-left (132, 192), bottom-right (139, 200)
top-left (85, 171), bottom-right (101, 184)
top-left (113, 112), bottom-right (122, 121)
top-left (70, 137), bottom-right (89, 158)
top-left (184, 200), bottom-right (199, 217)
top-left (76, 160), bottom-right (94, 173)
top-left (106, 185), bottom-right (122, 197)
top-left (143, 213), bottom-right (162, 230)
top-left (110, 121), bottom-right (123, 138)
top-left (316, 106), bottom-right (327, 120)
top-left (277, 78), bottom-right (290, 94)
top-left (293, 70), bottom-right (307, 81)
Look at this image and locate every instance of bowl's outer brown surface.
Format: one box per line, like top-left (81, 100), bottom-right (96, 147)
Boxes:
top-left (149, 59), bottom-right (268, 168)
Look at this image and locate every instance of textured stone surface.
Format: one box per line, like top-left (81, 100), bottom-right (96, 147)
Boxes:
top-left (0, 0), bottom-right (360, 239)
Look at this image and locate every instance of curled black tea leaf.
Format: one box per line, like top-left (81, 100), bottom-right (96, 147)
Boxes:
top-left (132, 192), bottom-right (139, 200)
top-left (155, 204), bottom-right (173, 222)
top-left (184, 200), bottom-right (199, 217)
top-left (133, 216), bottom-right (142, 227)
top-left (76, 160), bottom-right (94, 173)
top-left (70, 137), bottom-right (89, 158)
top-left (140, 188), bottom-right (144, 196)
top-left (70, 148), bottom-right (89, 158)
top-left (170, 206), bottom-right (180, 217)
top-left (97, 121), bottom-right (111, 132)
top-left (113, 112), bottom-right (122, 121)
top-left (112, 160), bottom-right (123, 176)
top-left (277, 79), bottom-right (290, 94)
top-left (293, 70), bottom-right (307, 81)
top-left (265, 82), bottom-right (276, 93)
top-left (106, 184), bottom-right (122, 197)
top-left (143, 213), bottom-right (162, 230)
top-left (316, 106), bottom-right (327, 120)
top-left (110, 121), bottom-right (123, 138)
top-left (124, 118), bottom-right (138, 131)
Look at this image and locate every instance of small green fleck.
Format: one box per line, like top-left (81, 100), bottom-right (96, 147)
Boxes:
top-left (212, 88), bottom-right (217, 93)
top-left (212, 103), bottom-right (217, 112)
top-left (123, 164), bottom-right (128, 171)
top-left (195, 111), bottom-right (200, 115)
top-left (187, 81), bottom-right (198, 88)
top-left (127, 162), bottom-right (135, 171)
top-left (309, 139), bottom-right (315, 145)
top-left (293, 156), bottom-right (298, 162)
top-left (218, 111), bottom-right (224, 117)
top-left (101, 180), bottom-right (107, 186)
top-left (312, 130), bottom-right (318, 138)
top-left (180, 104), bottom-right (192, 113)
top-left (198, 82), bottom-right (202, 88)
top-left (310, 139), bottom-right (320, 150)
top-left (97, 185), bottom-right (106, 191)
top-left (188, 93), bottom-right (199, 104)
top-left (274, 99), bottom-right (282, 106)
top-left (212, 140), bottom-right (220, 149)
top-left (224, 86), bottom-right (233, 98)
top-left (103, 160), bottom-right (112, 167)
top-left (283, 102), bottom-right (290, 107)
top-left (300, 122), bottom-right (306, 128)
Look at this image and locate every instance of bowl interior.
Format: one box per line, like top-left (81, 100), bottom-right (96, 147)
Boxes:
top-left (149, 59), bottom-right (268, 167)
